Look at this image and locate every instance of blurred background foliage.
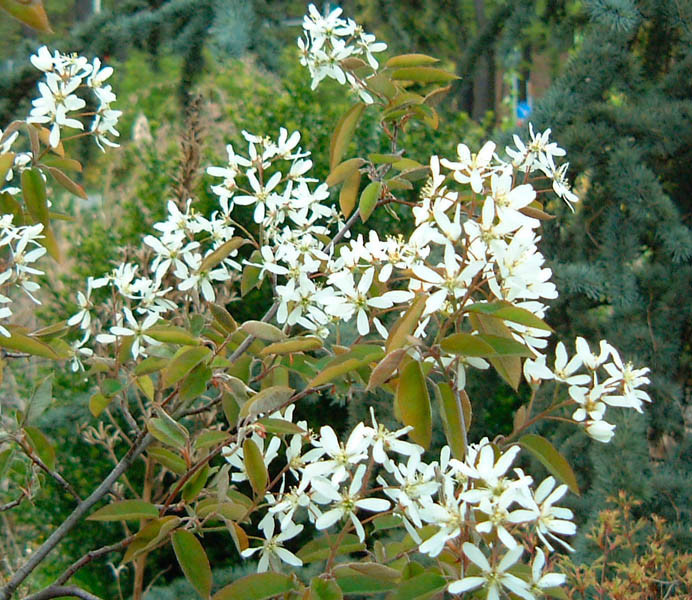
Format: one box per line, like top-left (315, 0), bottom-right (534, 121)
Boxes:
top-left (1, 0), bottom-right (690, 598)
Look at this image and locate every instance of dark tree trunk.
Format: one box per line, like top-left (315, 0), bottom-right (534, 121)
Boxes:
top-left (74, 0), bottom-right (93, 22)
top-left (471, 0), bottom-right (495, 121)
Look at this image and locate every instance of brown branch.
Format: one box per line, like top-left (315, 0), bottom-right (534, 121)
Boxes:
top-left (23, 585), bottom-right (102, 600)
top-left (0, 431), bottom-right (153, 600)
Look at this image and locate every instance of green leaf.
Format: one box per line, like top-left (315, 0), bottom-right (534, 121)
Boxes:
top-left (87, 499), bottom-right (158, 522)
top-left (102, 378), bottom-right (124, 397)
top-left (259, 336), bottom-right (322, 356)
top-left (147, 410), bottom-right (189, 450)
top-left (162, 346), bottom-right (211, 388)
top-left (146, 324), bottom-right (199, 346)
top-left (464, 301), bottom-right (553, 332)
top-left (24, 375), bottom-right (52, 424)
top-left (386, 294), bottom-right (426, 352)
top-left (0, 0), bottom-right (52, 32)
top-left (391, 572), bottom-right (446, 600)
top-left (469, 313), bottom-right (523, 390)
top-left (364, 72), bottom-right (397, 98)
top-left (135, 375), bottom-right (155, 401)
top-left (134, 356), bottom-right (169, 376)
top-left (297, 534), bottom-right (365, 563)
top-left (148, 446), bottom-right (187, 475)
top-left (179, 364), bottom-right (212, 404)
top-left (334, 572), bottom-right (395, 595)
top-left (240, 385), bottom-right (294, 419)
top-left (307, 358), bottom-right (364, 388)
top-left (240, 321), bottom-right (285, 342)
top-left (199, 237), bottom-right (246, 273)
top-left (358, 181), bottom-right (381, 223)
top-left (89, 392), bottom-right (112, 418)
top-left (39, 155), bottom-right (82, 172)
top-left (240, 252), bottom-right (262, 297)
top-left (209, 304), bottom-right (237, 335)
top-left (243, 439), bottom-right (268, 497)
top-left (326, 158), bottom-right (364, 187)
top-left (440, 333), bottom-right (495, 357)
top-left (330, 103), bottom-right (366, 170)
top-left (22, 167), bottom-right (49, 223)
top-left (391, 67), bottom-right (459, 83)
top-left (196, 499), bottom-right (247, 521)
top-left (395, 360), bottom-right (431, 449)
top-left (24, 425), bottom-right (56, 470)
top-left (519, 434), bottom-right (580, 495)
top-left (193, 430), bottom-right (230, 450)
top-left (386, 53), bottom-right (439, 68)
top-left (213, 573), bottom-right (296, 600)
top-left (257, 417), bottom-right (305, 435)
top-left (339, 169), bottom-right (361, 218)
top-left (171, 530), bottom-right (213, 599)
top-left (392, 158), bottom-right (424, 171)
top-left (441, 333), bottom-right (532, 358)
top-left (345, 563), bottom-right (401, 581)
top-left (182, 464), bottom-right (212, 504)
top-left (435, 382), bottom-right (468, 459)
top-left (309, 577), bottom-right (342, 600)
top-left (0, 448), bottom-right (13, 482)
top-left (221, 392), bottom-right (240, 426)
top-left (0, 327), bottom-right (58, 359)
top-left (122, 516), bottom-right (181, 563)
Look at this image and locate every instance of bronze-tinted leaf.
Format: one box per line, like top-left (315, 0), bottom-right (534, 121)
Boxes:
top-left (339, 169), bottom-right (361, 218)
top-left (326, 158), bottom-right (364, 187)
top-left (330, 103), bottom-right (366, 170)
top-left (0, 0), bottom-right (52, 32)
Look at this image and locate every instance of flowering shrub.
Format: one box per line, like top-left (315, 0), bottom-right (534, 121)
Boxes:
top-left (0, 4), bottom-right (652, 600)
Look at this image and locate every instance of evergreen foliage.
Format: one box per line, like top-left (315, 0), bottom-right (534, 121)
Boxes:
top-left (528, 0), bottom-right (692, 556)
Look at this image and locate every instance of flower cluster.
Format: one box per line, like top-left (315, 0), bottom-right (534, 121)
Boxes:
top-left (67, 196), bottom-right (245, 363)
top-left (298, 3), bottom-right (386, 103)
top-left (0, 217), bottom-right (46, 336)
top-left (221, 407), bottom-right (569, 599)
top-left (27, 46), bottom-right (121, 150)
top-left (524, 337), bottom-right (651, 442)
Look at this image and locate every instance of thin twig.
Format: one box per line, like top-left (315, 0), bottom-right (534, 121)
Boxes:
top-left (55, 536), bottom-right (135, 587)
top-left (18, 440), bottom-right (82, 503)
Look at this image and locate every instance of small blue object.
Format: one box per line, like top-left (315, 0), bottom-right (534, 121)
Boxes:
top-left (517, 101), bottom-right (531, 119)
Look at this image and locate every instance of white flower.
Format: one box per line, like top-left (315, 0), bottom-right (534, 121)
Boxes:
top-left (528, 548), bottom-right (566, 594)
top-left (552, 341), bottom-right (589, 385)
top-left (441, 141), bottom-right (496, 194)
top-left (302, 423), bottom-right (370, 485)
top-left (109, 308), bottom-right (160, 359)
top-left (312, 464), bottom-right (390, 542)
top-left (584, 419), bottom-right (616, 443)
top-left (240, 518), bottom-right (303, 572)
top-left (531, 476), bottom-right (576, 551)
top-left (448, 544), bottom-right (532, 600)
